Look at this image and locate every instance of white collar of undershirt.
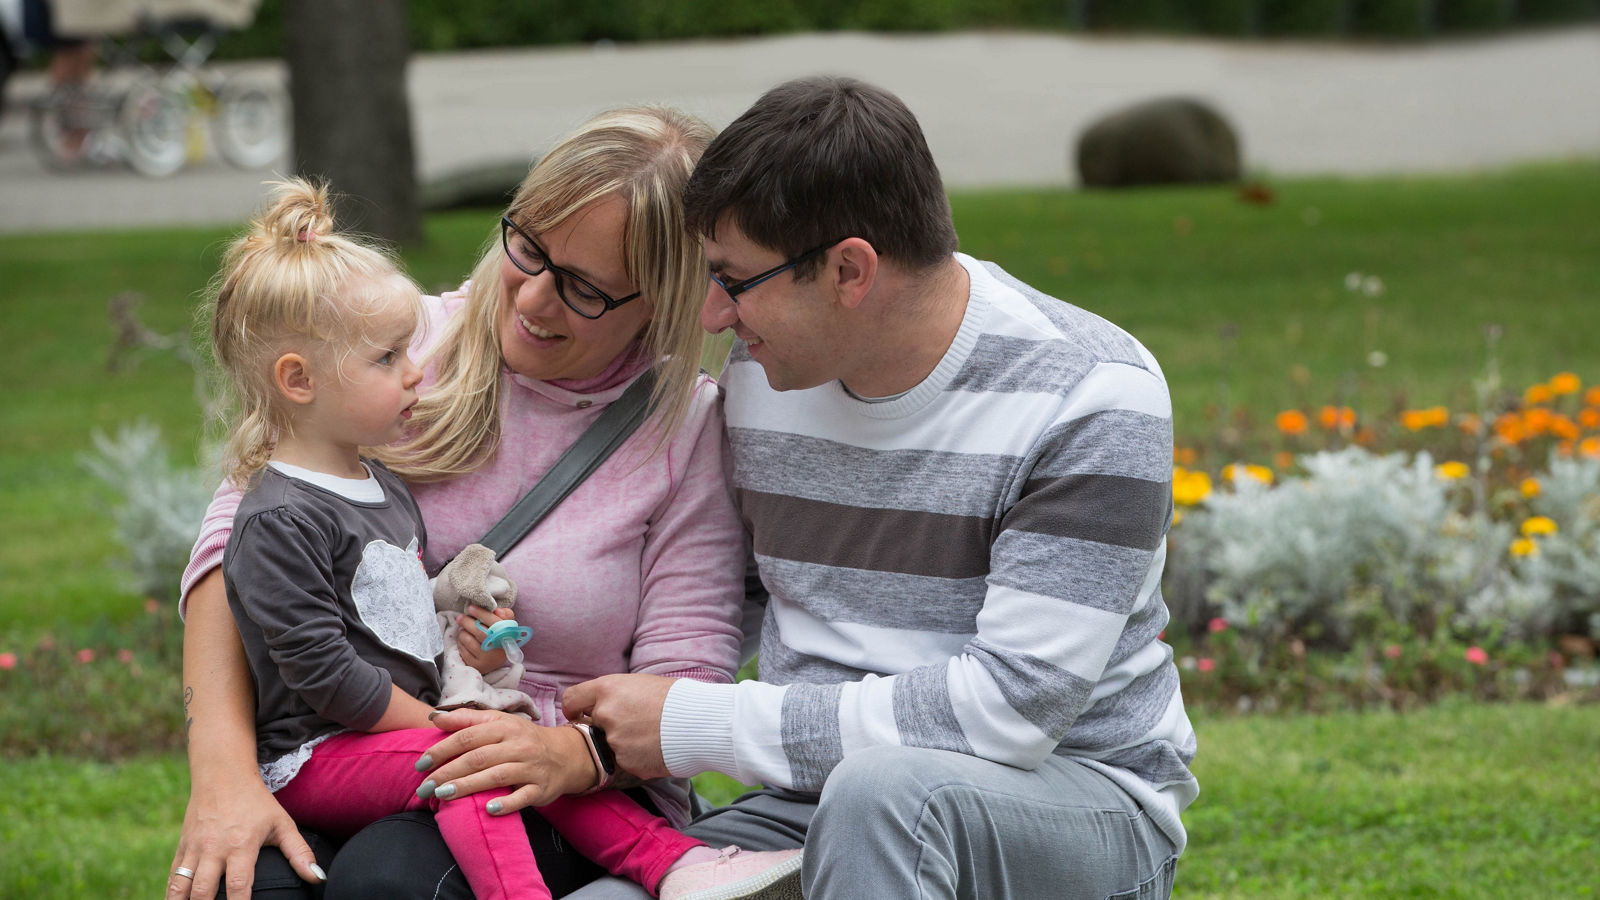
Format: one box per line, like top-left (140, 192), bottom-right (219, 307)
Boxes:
top-left (267, 460), bottom-right (387, 503)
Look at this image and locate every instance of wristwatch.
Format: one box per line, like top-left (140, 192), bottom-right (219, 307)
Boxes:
top-left (570, 722), bottom-right (616, 792)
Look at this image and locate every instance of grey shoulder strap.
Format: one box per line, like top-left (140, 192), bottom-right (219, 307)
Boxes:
top-left (477, 368), bottom-right (657, 559)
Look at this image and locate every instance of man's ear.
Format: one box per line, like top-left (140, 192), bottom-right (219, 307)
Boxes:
top-left (272, 353), bottom-right (316, 405)
top-left (830, 238), bottom-right (878, 310)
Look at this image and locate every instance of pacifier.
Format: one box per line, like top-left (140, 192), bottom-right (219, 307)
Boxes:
top-left (475, 618), bottom-right (533, 652)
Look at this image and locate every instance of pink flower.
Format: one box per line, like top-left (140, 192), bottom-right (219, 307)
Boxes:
top-left (76, 648), bottom-right (95, 664)
top-left (0, 652), bottom-right (16, 670)
top-left (1464, 646), bottom-right (1489, 666)
top-left (1384, 644), bottom-right (1403, 660)
top-left (1197, 658), bottom-right (1216, 672)
top-left (1207, 617), bottom-right (1229, 634)
top-left (117, 649), bottom-right (135, 664)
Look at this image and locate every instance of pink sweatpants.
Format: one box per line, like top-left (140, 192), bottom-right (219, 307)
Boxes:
top-left (273, 728), bottom-right (702, 900)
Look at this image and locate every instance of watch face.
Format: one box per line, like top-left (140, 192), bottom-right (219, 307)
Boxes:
top-left (589, 725), bottom-right (618, 774)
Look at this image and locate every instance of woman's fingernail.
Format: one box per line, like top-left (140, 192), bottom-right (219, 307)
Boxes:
top-left (434, 783), bottom-right (457, 800)
top-left (309, 864), bottom-right (328, 883)
top-left (487, 799), bottom-right (503, 814)
top-left (416, 779), bottom-right (436, 799)
top-left (415, 754), bottom-right (433, 771)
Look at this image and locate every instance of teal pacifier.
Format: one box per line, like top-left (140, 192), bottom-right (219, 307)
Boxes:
top-left (475, 618), bottom-right (533, 651)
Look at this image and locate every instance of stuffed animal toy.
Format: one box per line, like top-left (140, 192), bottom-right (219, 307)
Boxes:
top-left (432, 543), bottom-right (539, 719)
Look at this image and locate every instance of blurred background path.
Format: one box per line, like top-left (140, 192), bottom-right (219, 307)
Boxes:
top-left (0, 26), bottom-right (1595, 234)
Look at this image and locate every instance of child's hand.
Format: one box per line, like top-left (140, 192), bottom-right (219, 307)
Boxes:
top-left (456, 605), bottom-right (514, 674)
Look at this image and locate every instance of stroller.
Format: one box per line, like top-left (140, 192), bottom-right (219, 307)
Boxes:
top-left (9, 0), bottom-right (285, 176)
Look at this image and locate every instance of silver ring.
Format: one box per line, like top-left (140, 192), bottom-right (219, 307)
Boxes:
top-left (173, 867), bottom-right (196, 879)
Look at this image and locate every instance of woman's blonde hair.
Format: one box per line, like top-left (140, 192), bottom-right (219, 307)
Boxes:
top-left (205, 178), bottom-right (419, 488)
top-left (376, 105), bottom-right (716, 482)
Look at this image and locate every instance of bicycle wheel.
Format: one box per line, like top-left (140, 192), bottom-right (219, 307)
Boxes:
top-left (213, 78), bottom-right (287, 170)
top-left (119, 80), bottom-right (190, 177)
top-left (29, 85), bottom-right (109, 170)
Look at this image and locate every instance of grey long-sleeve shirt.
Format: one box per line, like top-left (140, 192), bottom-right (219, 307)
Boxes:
top-left (223, 462), bottom-right (442, 788)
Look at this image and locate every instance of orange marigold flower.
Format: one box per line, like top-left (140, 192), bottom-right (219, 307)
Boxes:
top-left (1519, 478), bottom-right (1541, 498)
top-left (1494, 413), bottom-right (1525, 445)
top-left (1435, 461), bottom-right (1470, 480)
top-left (1318, 405), bottom-right (1356, 431)
top-left (1579, 408), bottom-right (1600, 430)
top-left (1523, 407), bottom-right (1553, 437)
top-left (1548, 372), bottom-right (1581, 395)
top-left (1173, 446), bottom-right (1198, 466)
top-left (1276, 409), bottom-right (1309, 436)
top-left (1524, 383), bottom-right (1554, 406)
top-left (1354, 427), bottom-right (1376, 447)
top-left (1274, 451), bottom-right (1295, 470)
top-left (1580, 437), bottom-right (1600, 459)
top-left (1585, 386), bottom-right (1600, 407)
top-left (1457, 413), bottom-right (1483, 436)
top-left (1551, 415), bottom-right (1580, 441)
top-left (1400, 409), bottom-right (1431, 431)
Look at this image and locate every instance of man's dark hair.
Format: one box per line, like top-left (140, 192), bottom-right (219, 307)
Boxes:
top-left (684, 76), bottom-right (959, 279)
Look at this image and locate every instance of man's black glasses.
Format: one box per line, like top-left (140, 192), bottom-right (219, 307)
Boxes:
top-left (710, 239), bottom-right (844, 302)
top-left (501, 216), bottom-right (642, 319)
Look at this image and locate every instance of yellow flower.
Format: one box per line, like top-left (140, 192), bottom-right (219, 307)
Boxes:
top-left (1518, 478), bottom-right (1541, 498)
top-left (1520, 516), bottom-right (1558, 537)
top-left (1548, 372), bottom-right (1581, 395)
top-left (1434, 461), bottom-right (1470, 480)
top-left (1171, 508), bottom-right (1183, 527)
top-left (1509, 537), bottom-right (1539, 557)
top-left (1245, 464), bottom-right (1274, 484)
top-left (1172, 468), bottom-right (1212, 506)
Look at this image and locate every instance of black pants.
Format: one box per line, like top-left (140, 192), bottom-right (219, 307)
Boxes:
top-left (252, 808), bottom-right (606, 899)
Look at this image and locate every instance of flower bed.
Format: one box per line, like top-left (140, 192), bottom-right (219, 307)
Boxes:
top-left (1167, 371), bottom-right (1600, 710)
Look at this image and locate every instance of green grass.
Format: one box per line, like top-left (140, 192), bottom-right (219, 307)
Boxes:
top-left (3, 162), bottom-right (1598, 630)
top-left (3, 703), bottom-right (1594, 899)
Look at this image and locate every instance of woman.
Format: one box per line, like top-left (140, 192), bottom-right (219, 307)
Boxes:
top-left (169, 106), bottom-right (747, 900)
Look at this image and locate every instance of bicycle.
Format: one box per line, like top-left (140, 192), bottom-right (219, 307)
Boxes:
top-left (29, 15), bottom-right (285, 176)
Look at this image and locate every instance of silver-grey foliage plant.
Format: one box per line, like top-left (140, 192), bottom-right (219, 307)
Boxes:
top-left (79, 422), bottom-right (213, 603)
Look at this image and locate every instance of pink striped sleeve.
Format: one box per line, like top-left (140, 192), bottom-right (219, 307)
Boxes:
top-left (177, 479), bottom-right (245, 619)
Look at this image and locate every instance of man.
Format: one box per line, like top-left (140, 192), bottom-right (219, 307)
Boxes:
top-left (565, 75), bottom-right (1196, 900)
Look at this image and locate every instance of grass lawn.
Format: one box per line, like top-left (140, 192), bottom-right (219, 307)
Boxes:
top-left (2, 702), bottom-right (1595, 898)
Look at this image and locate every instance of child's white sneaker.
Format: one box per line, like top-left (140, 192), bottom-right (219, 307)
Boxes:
top-left (657, 845), bottom-right (803, 900)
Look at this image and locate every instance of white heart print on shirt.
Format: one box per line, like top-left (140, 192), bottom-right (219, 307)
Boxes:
top-left (350, 538), bottom-right (443, 661)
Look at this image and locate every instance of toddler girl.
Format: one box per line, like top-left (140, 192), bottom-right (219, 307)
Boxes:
top-left (206, 179), bottom-right (800, 900)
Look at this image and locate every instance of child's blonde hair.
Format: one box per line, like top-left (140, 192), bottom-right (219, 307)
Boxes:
top-left (374, 105), bottom-right (715, 482)
top-left (206, 178), bottom-right (421, 488)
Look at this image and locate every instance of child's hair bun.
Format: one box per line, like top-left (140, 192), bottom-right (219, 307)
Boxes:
top-left (257, 178), bottom-right (336, 246)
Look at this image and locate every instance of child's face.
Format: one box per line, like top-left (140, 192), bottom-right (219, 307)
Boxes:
top-left (312, 275), bottom-right (424, 451)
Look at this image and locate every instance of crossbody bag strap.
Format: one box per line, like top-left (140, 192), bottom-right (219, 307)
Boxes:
top-left (477, 368), bottom-right (657, 559)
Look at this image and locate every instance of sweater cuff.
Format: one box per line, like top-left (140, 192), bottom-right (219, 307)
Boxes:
top-left (660, 679), bottom-right (739, 780)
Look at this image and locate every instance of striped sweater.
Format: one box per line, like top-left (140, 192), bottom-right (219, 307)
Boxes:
top-left (661, 253), bottom-right (1197, 852)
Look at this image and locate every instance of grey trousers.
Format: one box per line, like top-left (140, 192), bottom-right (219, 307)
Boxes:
top-left (566, 746), bottom-right (1178, 900)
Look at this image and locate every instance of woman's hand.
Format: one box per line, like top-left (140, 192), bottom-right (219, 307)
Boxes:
top-left (455, 606), bottom-right (513, 675)
top-left (168, 776), bottom-right (322, 900)
top-left (416, 709), bottom-right (598, 815)
top-left (171, 568), bottom-right (324, 899)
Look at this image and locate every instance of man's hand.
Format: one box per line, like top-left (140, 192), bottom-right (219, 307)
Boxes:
top-left (561, 674), bottom-right (677, 780)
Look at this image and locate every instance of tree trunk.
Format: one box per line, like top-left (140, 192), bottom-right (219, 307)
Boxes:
top-left (283, 0), bottom-right (420, 245)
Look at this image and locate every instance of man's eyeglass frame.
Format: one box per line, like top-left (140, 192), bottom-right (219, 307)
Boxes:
top-left (500, 216), bottom-right (642, 319)
top-left (711, 238), bottom-right (845, 302)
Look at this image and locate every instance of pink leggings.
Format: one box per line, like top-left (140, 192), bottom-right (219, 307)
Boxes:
top-left (273, 729), bottom-right (702, 900)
